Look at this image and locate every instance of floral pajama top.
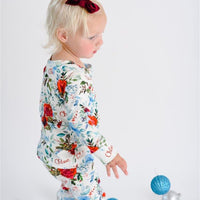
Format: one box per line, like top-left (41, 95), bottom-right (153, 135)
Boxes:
top-left (37, 58), bottom-right (118, 171)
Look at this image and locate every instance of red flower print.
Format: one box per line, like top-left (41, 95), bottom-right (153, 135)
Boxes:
top-left (62, 186), bottom-right (69, 191)
top-left (58, 168), bottom-right (77, 179)
top-left (84, 107), bottom-right (90, 112)
top-left (43, 66), bottom-right (46, 73)
top-left (42, 115), bottom-right (48, 127)
top-left (68, 143), bottom-right (77, 155)
top-left (88, 146), bottom-right (99, 153)
top-left (43, 103), bottom-right (53, 117)
top-left (57, 79), bottom-right (67, 94)
top-left (57, 121), bottom-right (62, 128)
top-left (102, 192), bottom-right (106, 197)
top-left (88, 115), bottom-right (98, 126)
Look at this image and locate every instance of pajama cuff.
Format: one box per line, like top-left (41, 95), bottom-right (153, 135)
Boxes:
top-left (94, 144), bottom-right (118, 165)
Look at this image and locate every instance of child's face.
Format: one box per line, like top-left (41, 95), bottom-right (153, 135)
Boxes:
top-left (65, 13), bottom-right (107, 59)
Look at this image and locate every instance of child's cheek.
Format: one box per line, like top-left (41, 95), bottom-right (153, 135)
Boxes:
top-left (85, 45), bottom-right (94, 55)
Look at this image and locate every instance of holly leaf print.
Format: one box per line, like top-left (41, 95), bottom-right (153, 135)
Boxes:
top-left (77, 173), bottom-right (83, 181)
top-left (71, 180), bottom-right (76, 185)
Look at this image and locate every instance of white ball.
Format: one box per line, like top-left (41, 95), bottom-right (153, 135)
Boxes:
top-left (162, 190), bottom-right (181, 200)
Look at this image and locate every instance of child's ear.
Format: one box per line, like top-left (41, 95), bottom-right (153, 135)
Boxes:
top-left (56, 28), bottom-right (68, 43)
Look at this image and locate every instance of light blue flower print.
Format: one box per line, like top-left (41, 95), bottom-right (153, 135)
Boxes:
top-left (89, 94), bottom-right (95, 102)
top-left (57, 189), bottom-right (76, 200)
top-left (78, 196), bottom-right (90, 200)
top-left (90, 170), bottom-right (95, 176)
top-left (86, 131), bottom-right (98, 136)
top-left (66, 84), bottom-right (78, 95)
top-left (37, 148), bottom-right (43, 159)
top-left (74, 99), bottom-right (79, 106)
top-left (54, 148), bottom-right (62, 155)
top-left (68, 122), bottom-right (82, 136)
top-left (85, 154), bottom-right (94, 164)
top-left (41, 133), bottom-right (50, 143)
top-left (66, 110), bottom-right (74, 121)
top-left (84, 123), bottom-right (89, 130)
top-left (55, 94), bottom-right (65, 105)
top-left (48, 121), bottom-right (57, 130)
top-left (74, 96), bottom-right (80, 106)
top-left (52, 66), bottom-right (58, 74)
top-left (77, 164), bottom-right (88, 174)
top-left (80, 185), bottom-right (90, 195)
top-left (90, 174), bottom-right (94, 182)
top-left (62, 65), bottom-right (66, 71)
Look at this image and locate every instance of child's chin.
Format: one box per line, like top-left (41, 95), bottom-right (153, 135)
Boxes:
top-left (84, 54), bottom-right (94, 59)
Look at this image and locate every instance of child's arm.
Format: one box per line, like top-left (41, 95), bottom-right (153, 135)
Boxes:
top-left (63, 68), bottom-right (118, 165)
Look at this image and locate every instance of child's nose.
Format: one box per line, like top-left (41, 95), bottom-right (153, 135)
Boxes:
top-left (96, 38), bottom-right (103, 48)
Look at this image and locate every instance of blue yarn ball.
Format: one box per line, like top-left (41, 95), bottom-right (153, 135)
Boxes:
top-left (151, 175), bottom-right (171, 195)
top-left (107, 198), bottom-right (118, 200)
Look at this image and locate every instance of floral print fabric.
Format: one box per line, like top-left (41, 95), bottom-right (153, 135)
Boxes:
top-left (37, 58), bottom-right (118, 199)
top-left (46, 162), bottom-right (106, 199)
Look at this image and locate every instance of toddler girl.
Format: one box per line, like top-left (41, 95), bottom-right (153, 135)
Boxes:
top-left (37, 0), bottom-right (128, 199)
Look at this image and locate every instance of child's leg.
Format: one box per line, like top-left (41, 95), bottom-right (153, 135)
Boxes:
top-left (44, 162), bottom-right (106, 200)
top-left (56, 166), bottom-right (106, 200)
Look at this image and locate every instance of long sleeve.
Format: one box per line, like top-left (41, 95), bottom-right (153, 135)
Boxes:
top-left (37, 62), bottom-right (118, 168)
top-left (61, 66), bottom-right (118, 165)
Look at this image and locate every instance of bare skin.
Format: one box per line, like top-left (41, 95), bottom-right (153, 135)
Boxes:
top-left (106, 153), bottom-right (128, 179)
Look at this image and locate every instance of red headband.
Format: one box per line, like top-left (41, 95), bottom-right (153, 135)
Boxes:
top-left (65, 0), bottom-right (100, 13)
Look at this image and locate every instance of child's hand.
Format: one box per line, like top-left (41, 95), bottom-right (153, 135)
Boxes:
top-left (106, 153), bottom-right (128, 179)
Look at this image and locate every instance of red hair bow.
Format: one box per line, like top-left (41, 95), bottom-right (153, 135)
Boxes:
top-left (65, 0), bottom-right (100, 13)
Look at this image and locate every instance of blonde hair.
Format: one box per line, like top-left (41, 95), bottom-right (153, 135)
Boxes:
top-left (42, 0), bottom-right (104, 55)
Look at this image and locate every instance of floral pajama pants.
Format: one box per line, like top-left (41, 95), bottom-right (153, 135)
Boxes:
top-left (44, 161), bottom-right (106, 200)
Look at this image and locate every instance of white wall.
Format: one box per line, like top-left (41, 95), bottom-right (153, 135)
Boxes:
top-left (0, 1), bottom-right (2, 199)
top-left (198, 0), bottom-right (200, 198)
top-left (1, 0), bottom-right (199, 200)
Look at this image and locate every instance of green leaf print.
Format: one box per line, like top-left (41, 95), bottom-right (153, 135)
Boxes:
top-left (60, 138), bottom-right (65, 143)
top-left (65, 93), bottom-right (68, 103)
top-left (57, 133), bottom-right (65, 137)
top-left (44, 78), bottom-right (47, 86)
top-left (47, 166), bottom-right (61, 176)
top-left (48, 117), bottom-right (54, 123)
top-left (71, 180), bottom-right (76, 185)
top-left (44, 124), bottom-right (51, 130)
top-left (77, 173), bottom-right (83, 181)
top-left (80, 81), bottom-right (87, 85)
top-left (86, 138), bottom-right (93, 144)
top-left (61, 72), bottom-right (67, 76)
top-left (47, 80), bottom-right (52, 92)
top-left (43, 157), bottom-right (49, 165)
top-left (50, 147), bottom-right (54, 153)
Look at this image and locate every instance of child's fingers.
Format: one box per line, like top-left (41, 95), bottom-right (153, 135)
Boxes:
top-left (118, 160), bottom-right (128, 175)
top-left (106, 165), bottom-right (111, 177)
top-left (112, 165), bottom-right (119, 179)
